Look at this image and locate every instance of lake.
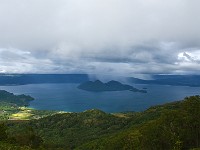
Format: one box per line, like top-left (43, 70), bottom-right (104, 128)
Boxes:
top-left (0, 83), bottom-right (200, 112)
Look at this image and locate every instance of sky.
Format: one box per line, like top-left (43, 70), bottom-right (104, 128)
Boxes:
top-left (0, 0), bottom-right (200, 76)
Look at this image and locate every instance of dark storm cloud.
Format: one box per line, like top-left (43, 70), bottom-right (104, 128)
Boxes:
top-left (0, 0), bottom-right (200, 75)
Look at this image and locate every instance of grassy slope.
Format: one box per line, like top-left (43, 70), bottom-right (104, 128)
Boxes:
top-left (0, 102), bottom-right (60, 120)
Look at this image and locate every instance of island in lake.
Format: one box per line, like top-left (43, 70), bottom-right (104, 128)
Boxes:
top-left (78, 80), bottom-right (147, 93)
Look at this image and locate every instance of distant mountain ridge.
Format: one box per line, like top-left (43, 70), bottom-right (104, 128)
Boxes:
top-left (129, 75), bottom-right (200, 87)
top-left (0, 74), bottom-right (89, 85)
top-left (0, 74), bottom-right (200, 87)
top-left (78, 80), bottom-right (147, 93)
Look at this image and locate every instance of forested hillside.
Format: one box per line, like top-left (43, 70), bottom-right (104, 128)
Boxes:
top-left (78, 96), bottom-right (200, 150)
top-left (0, 90), bottom-right (34, 106)
top-left (0, 95), bottom-right (199, 149)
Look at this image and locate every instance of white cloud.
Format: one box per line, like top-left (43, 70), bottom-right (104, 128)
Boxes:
top-left (0, 0), bottom-right (200, 75)
top-left (178, 51), bottom-right (200, 62)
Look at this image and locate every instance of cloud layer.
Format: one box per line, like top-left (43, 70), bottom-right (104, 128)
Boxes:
top-left (0, 0), bottom-right (200, 75)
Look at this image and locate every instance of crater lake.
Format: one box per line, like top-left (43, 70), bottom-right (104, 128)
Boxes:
top-left (0, 83), bottom-right (200, 112)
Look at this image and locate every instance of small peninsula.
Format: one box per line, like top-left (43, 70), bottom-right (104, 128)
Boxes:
top-left (0, 90), bottom-right (34, 106)
top-left (78, 80), bottom-right (147, 93)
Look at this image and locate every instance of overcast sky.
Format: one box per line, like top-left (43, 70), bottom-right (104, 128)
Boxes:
top-left (0, 0), bottom-right (200, 76)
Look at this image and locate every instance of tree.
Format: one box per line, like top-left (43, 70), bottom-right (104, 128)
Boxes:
top-left (0, 123), bottom-right (8, 141)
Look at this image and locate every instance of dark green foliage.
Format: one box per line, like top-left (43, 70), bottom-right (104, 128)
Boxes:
top-left (77, 96), bottom-right (200, 150)
top-left (1, 95), bottom-right (199, 149)
top-left (0, 123), bottom-right (8, 141)
top-left (0, 102), bottom-right (20, 120)
top-left (0, 123), bottom-right (43, 149)
top-left (25, 109), bottom-right (131, 149)
top-left (78, 80), bottom-right (147, 93)
top-left (0, 102), bottom-right (57, 120)
top-left (0, 90), bottom-right (34, 106)
top-left (139, 96), bottom-right (200, 150)
top-left (0, 142), bottom-right (33, 150)
top-left (12, 127), bottom-right (43, 149)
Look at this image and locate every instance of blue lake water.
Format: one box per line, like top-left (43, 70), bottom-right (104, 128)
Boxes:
top-left (0, 83), bottom-right (200, 112)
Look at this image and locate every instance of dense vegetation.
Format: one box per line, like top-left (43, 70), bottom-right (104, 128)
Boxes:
top-left (0, 103), bottom-right (57, 121)
top-left (78, 80), bottom-right (147, 93)
top-left (0, 93), bottom-right (199, 149)
top-left (78, 96), bottom-right (200, 150)
top-left (0, 90), bottom-right (34, 106)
